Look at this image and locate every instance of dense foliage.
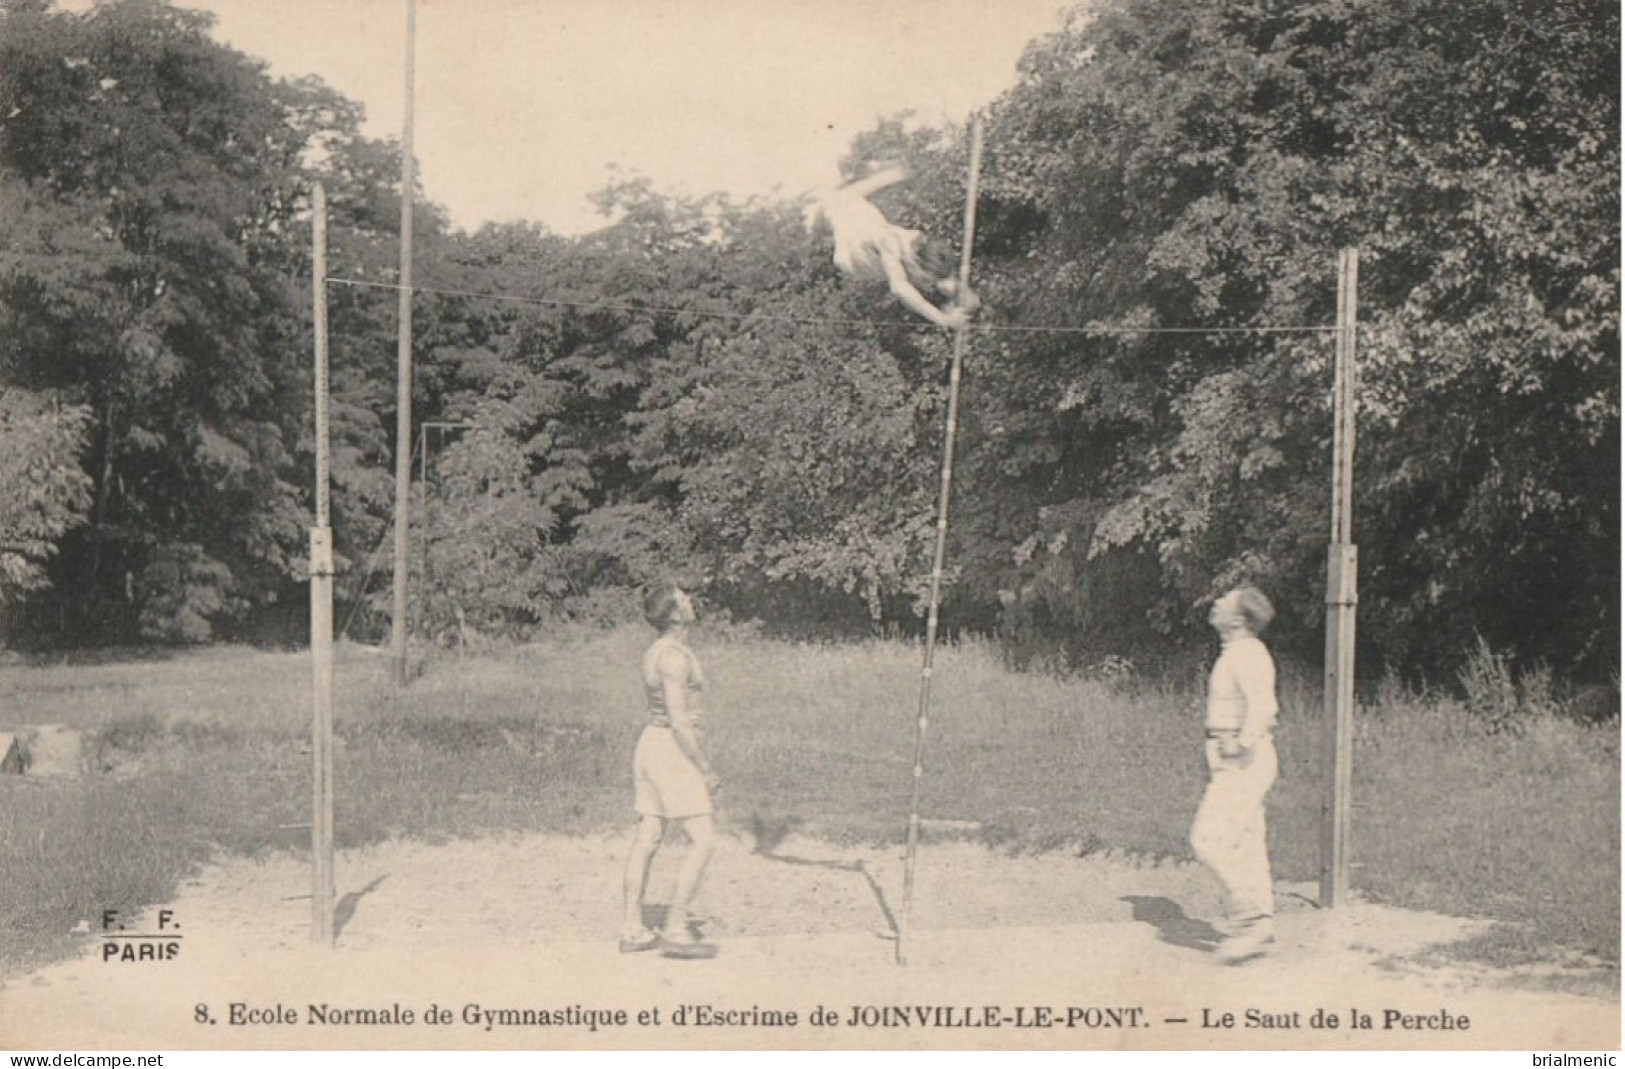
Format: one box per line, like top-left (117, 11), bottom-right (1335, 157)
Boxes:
top-left (0, 0), bottom-right (1616, 681)
top-left (0, 389), bottom-right (92, 615)
top-left (962, 0), bottom-right (1619, 675)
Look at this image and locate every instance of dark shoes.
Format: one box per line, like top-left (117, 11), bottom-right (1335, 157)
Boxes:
top-left (618, 928), bottom-right (662, 954)
top-left (1216, 916), bottom-right (1275, 965)
top-left (618, 925), bottom-right (718, 959)
top-left (658, 935), bottom-right (719, 960)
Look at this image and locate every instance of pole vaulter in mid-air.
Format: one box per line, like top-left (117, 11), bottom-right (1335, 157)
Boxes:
top-left (806, 163), bottom-right (982, 329)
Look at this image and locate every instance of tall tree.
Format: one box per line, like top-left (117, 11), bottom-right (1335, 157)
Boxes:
top-left (0, 0), bottom-right (428, 643)
top-left (962, 0), bottom-right (1618, 674)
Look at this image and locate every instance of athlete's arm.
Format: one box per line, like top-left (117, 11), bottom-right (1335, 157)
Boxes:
top-left (881, 250), bottom-right (969, 328)
top-left (660, 647), bottom-right (719, 789)
top-left (841, 164), bottom-right (909, 200)
top-left (1235, 645), bottom-right (1279, 749)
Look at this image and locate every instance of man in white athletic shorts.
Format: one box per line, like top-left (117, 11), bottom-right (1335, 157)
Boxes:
top-left (620, 582), bottom-right (721, 959)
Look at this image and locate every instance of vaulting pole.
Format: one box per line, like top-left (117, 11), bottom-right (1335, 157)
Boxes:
top-left (310, 183), bottom-right (336, 946)
top-left (1320, 247), bottom-right (1359, 908)
top-left (898, 118), bottom-right (984, 966)
top-left (390, 0), bottom-right (417, 686)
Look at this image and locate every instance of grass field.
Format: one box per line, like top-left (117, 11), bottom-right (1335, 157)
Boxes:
top-left (0, 627), bottom-right (1617, 975)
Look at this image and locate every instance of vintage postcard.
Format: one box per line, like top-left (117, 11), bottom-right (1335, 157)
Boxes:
top-left (0, 0), bottom-right (1617, 1056)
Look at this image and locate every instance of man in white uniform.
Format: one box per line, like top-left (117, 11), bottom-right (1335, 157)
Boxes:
top-left (1190, 585), bottom-right (1280, 964)
top-left (806, 164), bottom-right (979, 329)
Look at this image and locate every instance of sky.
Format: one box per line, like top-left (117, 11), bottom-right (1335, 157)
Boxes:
top-left (169, 0), bottom-right (1071, 235)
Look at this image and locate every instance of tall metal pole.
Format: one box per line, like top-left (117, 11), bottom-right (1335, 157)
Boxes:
top-left (898, 118), bottom-right (984, 966)
top-left (309, 184), bottom-right (336, 945)
top-left (390, 0), bottom-right (417, 686)
top-left (1320, 247), bottom-right (1359, 907)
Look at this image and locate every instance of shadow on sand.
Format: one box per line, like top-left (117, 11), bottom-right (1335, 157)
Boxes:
top-left (1122, 894), bottom-right (1222, 951)
top-left (334, 875), bottom-right (389, 939)
top-left (756, 848), bottom-right (901, 940)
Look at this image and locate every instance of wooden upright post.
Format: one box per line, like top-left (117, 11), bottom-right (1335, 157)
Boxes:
top-left (390, 0), bottom-right (417, 687)
top-left (899, 118), bottom-right (984, 966)
top-left (310, 184), bottom-right (336, 945)
top-left (1320, 247), bottom-right (1359, 908)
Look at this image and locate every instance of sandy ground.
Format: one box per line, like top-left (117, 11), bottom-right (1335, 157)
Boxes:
top-left (1, 830), bottom-right (1617, 1052)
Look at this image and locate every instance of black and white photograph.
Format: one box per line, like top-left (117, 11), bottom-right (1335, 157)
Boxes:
top-left (0, 0), bottom-right (1617, 1056)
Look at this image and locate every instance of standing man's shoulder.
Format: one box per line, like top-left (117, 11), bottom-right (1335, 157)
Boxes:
top-left (1217, 634), bottom-right (1274, 673)
top-left (1234, 635), bottom-right (1278, 684)
top-left (654, 642), bottom-right (692, 678)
